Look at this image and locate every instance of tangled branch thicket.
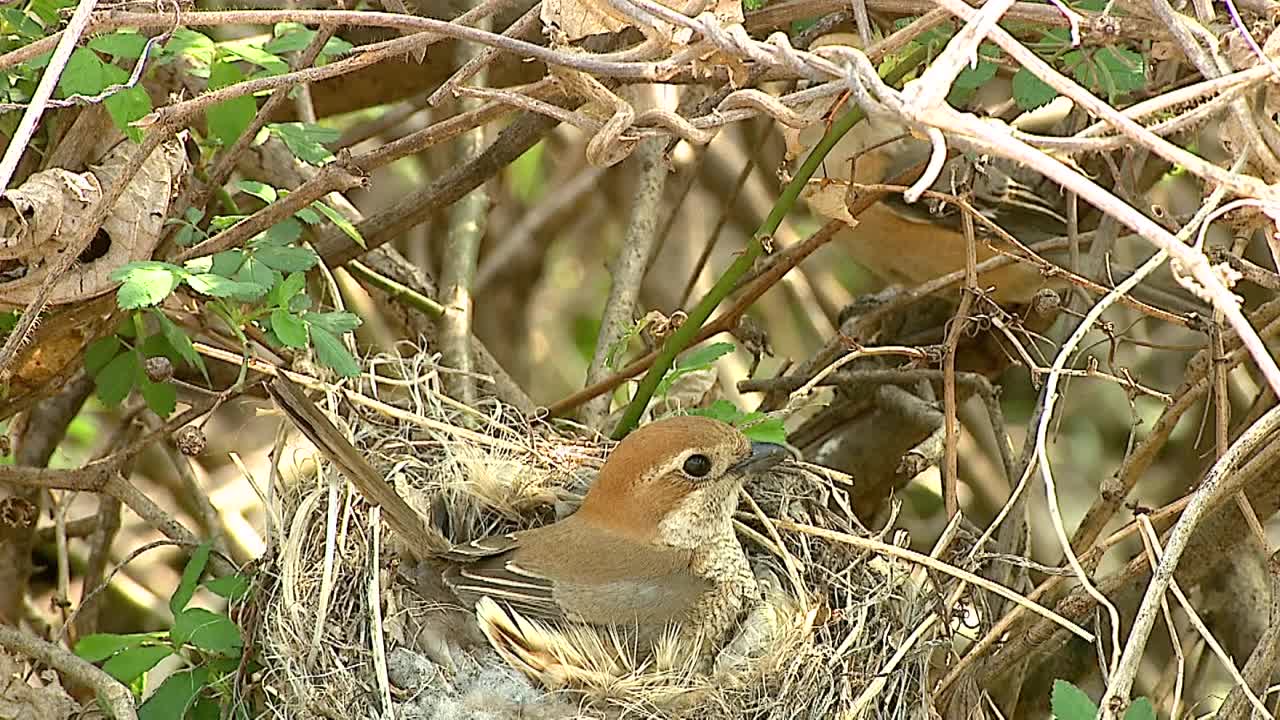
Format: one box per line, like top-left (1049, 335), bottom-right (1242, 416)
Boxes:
top-left (6, 0), bottom-right (1280, 717)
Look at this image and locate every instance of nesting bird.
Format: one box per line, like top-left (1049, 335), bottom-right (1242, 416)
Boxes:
top-left (442, 415), bottom-right (786, 644)
top-left (267, 377), bottom-right (786, 674)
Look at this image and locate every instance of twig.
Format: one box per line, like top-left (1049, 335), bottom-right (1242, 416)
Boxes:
top-left (1218, 549), bottom-right (1280, 719)
top-left (583, 135), bottom-right (668, 429)
top-left (774, 519), bottom-right (1094, 642)
top-left (0, 624), bottom-right (136, 720)
top-left (439, 29), bottom-right (492, 409)
top-left (1099, 403), bottom-right (1280, 716)
top-left (0, 0), bottom-right (97, 190)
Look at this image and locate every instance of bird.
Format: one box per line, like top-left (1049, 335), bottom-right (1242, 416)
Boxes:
top-left (265, 376), bottom-right (788, 655)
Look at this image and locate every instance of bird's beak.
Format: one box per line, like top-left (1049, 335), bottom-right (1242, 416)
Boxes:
top-left (728, 441), bottom-right (789, 475)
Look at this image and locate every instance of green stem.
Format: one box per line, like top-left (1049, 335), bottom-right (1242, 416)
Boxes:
top-left (610, 46), bottom-right (927, 439)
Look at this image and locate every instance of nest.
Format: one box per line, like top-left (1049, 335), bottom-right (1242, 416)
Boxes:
top-left (253, 349), bottom-right (945, 720)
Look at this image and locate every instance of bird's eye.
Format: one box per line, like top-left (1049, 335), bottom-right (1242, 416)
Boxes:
top-left (683, 454), bottom-right (712, 478)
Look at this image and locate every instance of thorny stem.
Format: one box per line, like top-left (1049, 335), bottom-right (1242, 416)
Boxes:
top-left (609, 43), bottom-right (927, 438)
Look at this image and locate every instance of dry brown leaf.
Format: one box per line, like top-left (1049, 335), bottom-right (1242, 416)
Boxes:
top-left (0, 137), bottom-right (187, 308)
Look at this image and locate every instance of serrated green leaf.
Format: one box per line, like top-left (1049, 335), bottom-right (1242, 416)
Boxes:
top-left (220, 41), bottom-right (289, 74)
top-left (57, 48), bottom-right (108, 97)
top-left (1051, 680), bottom-right (1098, 720)
top-left (85, 336), bottom-right (122, 376)
top-left (309, 200), bottom-right (363, 247)
top-left (97, 60), bottom-right (150, 141)
top-left (159, 28), bottom-right (215, 69)
top-left (102, 645), bottom-right (173, 684)
top-left (954, 58), bottom-right (997, 90)
top-left (742, 417), bottom-right (787, 444)
top-left (140, 379), bottom-right (177, 417)
top-left (1123, 698), bottom-right (1155, 720)
top-left (74, 633), bottom-right (150, 662)
top-left (207, 58), bottom-right (256, 147)
top-left (267, 122), bottom-right (339, 165)
top-left (237, 256), bottom-right (277, 291)
top-left (1012, 67), bottom-right (1057, 110)
top-left (209, 249), bottom-right (245, 278)
top-left (140, 332), bottom-right (181, 366)
top-left (169, 540), bottom-right (213, 614)
top-left (88, 31), bottom-right (148, 59)
top-left (137, 667), bottom-right (211, 720)
top-left (256, 245), bottom-right (318, 273)
top-left (271, 309), bottom-right (308, 348)
top-left (237, 179), bottom-right (277, 204)
top-left (657, 342), bottom-right (735, 396)
top-left (113, 263), bottom-right (183, 310)
top-left (185, 274), bottom-right (267, 301)
top-left (95, 351), bottom-right (139, 406)
top-left (204, 573), bottom-right (250, 601)
top-left (253, 217), bottom-right (304, 248)
top-left (153, 311), bottom-right (209, 382)
top-left (270, 272), bottom-right (307, 307)
top-left (304, 311), bottom-right (361, 334)
top-left (309, 326), bottom-right (361, 377)
top-left (172, 607), bottom-right (243, 656)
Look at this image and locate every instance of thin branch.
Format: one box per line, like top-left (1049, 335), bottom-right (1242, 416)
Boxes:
top-left (0, 624), bottom-right (136, 720)
top-left (584, 135), bottom-right (668, 429)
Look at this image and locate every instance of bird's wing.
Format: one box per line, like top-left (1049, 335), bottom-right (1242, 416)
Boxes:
top-left (441, 534), bottom-right (564, 620)
top-left (441, 518), bottom-right (711, 627)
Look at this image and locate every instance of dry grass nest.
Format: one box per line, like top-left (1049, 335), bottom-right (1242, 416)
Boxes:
top-left (251, 349), bottom-right (955, 720)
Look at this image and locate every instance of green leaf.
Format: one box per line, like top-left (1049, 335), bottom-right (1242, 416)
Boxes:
top-left (206, 57), bottom-right (257, 147)
top-left (153, 311), bottom-right (209, 382)
top-left (185, 274), bottom-right (268, 301)
top-left (309, 326), bottom-right (361, 377)
top-left (953, 58), bottom-right (997, 90)
top-left (304, 311), bottom-right (361, 334)
top-left (268, 272), bottom-right (307, 308)
top-left (220, 41), bottom-right (290, 74)
top-left (309, 200), bottom-right (363, 247)
top-left (1067, 47), bottom-right (1145, 100)
top-left (100, 70), bottom-right (150, 140)
top-left (102, 645), bottom-right (173, 684)
top-left (271, 309), bottom-right (308, 348)
top-left (85, 336), bottom-right (122, 376)
top-left (204, 573), bottom-right (250, 601)
top-left (237, 179), bottom-right (277, 204)
top-left (57, 48), bottom-right (109, 97)
top-left (74, 633), bottom-right (150, 662)
top-left (656, 342), bottom-right (735, 396)
top-left (236, 257), bottom-right (276, 291)
top-left (112, 262), bottom-right (184, 309)
top-left (263, 24), bottom-right (354, 56)
top-left (95, 351), bottom-right (139, 406)
top-left (208, 249), bottom-right (246, 278)
top-left (253, 217), bottom-right (303, 247)
top-left (267, 122), bottom-right (339, 165)
top-left (88, 31), bottom-right (148, 59)
top-left (255, 245), bottom-right (318, 273)
top-left (1012, 67), bottom-right (1057, 110)
top-left (159, 29), bottom-right (216, 69)
top-left (507, 142), bottom-right (545, 204)
top-left (137, 667), bottom-right (211, 720)
top-left (140, 379), bottom-right (177, 417)
top-left (1123, 698), bottom-right (1155, 720)
top-left (687, 399), bottom-right (788, 444)
top-left (169, 540), bottom-right (213, 615)
top-left (171, 608), bottom-right (243, 656)
top-left (1051, 680), bottom-right (1098, 720)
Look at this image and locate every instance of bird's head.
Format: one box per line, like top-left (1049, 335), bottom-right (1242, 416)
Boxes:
top-left (577, 415), bottom-right (787, 547)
